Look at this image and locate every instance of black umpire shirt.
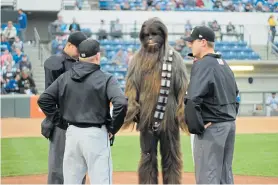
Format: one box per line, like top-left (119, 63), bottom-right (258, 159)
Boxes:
top-left (40, 51), bottom-right (77, 138)
top-left (38, 62), bottom-right (128, 135)
top-left (184, 53), bottom-right (239, 135)
top-left (44, 51), bottom-right (77, 89)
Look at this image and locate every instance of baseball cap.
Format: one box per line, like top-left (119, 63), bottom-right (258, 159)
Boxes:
top-left (67, 31), bottom-right (87, 48)
top-left (78, 38), bottom-right (100, 58)
top-left (184, 26), bottom-right (215, 42)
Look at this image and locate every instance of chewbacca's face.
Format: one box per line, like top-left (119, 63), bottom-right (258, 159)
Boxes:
top-left (139, 18), bottom-right (167, 52)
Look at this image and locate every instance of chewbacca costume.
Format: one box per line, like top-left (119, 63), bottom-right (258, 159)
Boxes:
top-left (123, 17), bottom-right (189, 184)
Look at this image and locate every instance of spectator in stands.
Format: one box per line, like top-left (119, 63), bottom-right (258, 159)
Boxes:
top-left (274, 5), bottom-right (278, 12)
top-left (266, 92), bottom-right (278, 116)
top-left (255, 1), bottom-right (265, 11)
top-left (185, 20), bottom-right (192, 37)
top-left (76, 0), bottom-right (83, 10)
top-left (2, 65), bottom-right (16, 82)
top-left (1, 35), bottom-right (11, 52)
top-left (268, 15), bottom-right (277, 43)
top-left (123, 1), bottom-right (131, 10)
top-left (210, 20), bottom-right (222, 41)
top-left (4, 74), bottom-right (20, 94)
top-left (140, 0), bottom-right (148, 10)
top-left (51, 35), bottom-right (67, 54)
top-left (98, 20), bottom-right (108, 40)
top-left (203, 0), bottom-right (214, 9)
top-left (196, 0), bottom-right (205, 8)
top-left (174, 38), bottom-right (185, 53)
top-left (1, 75), bottom-right (7, 94)
top-left (184, 0), bottom-right (196, 8)
top-left (52, 14), bottom-right (67, 33)
top-left (69, 18), bottom-right (81, 32)
top-left (17, 68), bottom-right (37, 95)
top-left (235, 2), bottom-right (245, 12)
top-left (18, 9), bottom-right (28, 43)
top-left (1, 48), bottom-right (13, 66)
top-left (19, 54), bottom-right (32, 71)
top-left (244, 2), bottom-right (254, 12)
top-left (226, 21), bottom-right (236, 33)
top-left (13, 48), bottom-right (24, 64)
top-left (213, 0), bottom-right (223, 9)
top-left (226, 21), bottom-right (239, 40)
top-left (222, 0), bottom-right (234, 11)
top-left (115, 4), bottom-right (122, 10)
top-left (174, 38), bottom-right (191, 58)
top-left (147, 0), bottom-right (154, 7)
top-left (111, 18), bottom-right (123, 39)
top-left (155, 3), bottom-right (162, 10)
top-left (166, 1), bottom-right (176, 10)
top-left (12, 36), bottom-right (24, 52)
top-left (2, 21), bottom-right (17, 45)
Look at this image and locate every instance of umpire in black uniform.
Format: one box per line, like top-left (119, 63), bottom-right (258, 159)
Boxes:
top-left (38, 38), bottom-right (127, 184)
top-left (184, 26), bottom-right (240, 184)
top-left (42, 31), bottom-right (87, 184)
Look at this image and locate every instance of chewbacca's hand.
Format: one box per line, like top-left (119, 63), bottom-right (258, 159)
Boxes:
top-left (133, 113), bottom-right (140, 123)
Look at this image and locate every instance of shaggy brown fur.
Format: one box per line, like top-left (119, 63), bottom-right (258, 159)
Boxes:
top-left (123, 17), bottom-right (189, 184)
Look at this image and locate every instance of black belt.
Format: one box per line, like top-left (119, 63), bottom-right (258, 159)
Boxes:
top-left (68, 123), bottom-right (103, 128)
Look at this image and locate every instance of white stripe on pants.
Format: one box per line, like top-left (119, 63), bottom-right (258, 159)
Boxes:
top-left (191, 134), bottom-right (195, 165)
top-left (63, 125), bottom-right (112, 184)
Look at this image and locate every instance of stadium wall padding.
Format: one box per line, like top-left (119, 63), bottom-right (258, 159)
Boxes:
top-left (1, 95), bottom-right (112, 118)
top-left (1, 95), bottom-right (45, 118)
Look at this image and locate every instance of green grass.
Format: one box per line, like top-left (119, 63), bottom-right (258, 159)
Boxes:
top-left (1, 134), bottom-right (278, 177)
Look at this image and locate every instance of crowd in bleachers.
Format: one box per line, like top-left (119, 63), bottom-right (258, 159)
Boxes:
top-left (50, 14), bottom-right (262, 64)
top-left (97, 0), bottom-right (278, 12)
top-left (1, 18), bottom-right (37, 95)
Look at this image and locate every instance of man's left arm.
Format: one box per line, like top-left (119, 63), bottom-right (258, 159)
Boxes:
top-left (184, 65), bottom-right (214, 135)
top-left (37, 79), bottom-right (60, 126)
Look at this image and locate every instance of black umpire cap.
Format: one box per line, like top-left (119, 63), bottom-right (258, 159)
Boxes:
top-left (67, 31), bottom-right (87, 48)
top-left (184, 26), bottom-right (215, 43)
top-left (78, 38), bottom-right (100, 58)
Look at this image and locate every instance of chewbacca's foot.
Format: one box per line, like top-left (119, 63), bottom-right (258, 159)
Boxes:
top-left (138, 152), bottom-right (159, 184)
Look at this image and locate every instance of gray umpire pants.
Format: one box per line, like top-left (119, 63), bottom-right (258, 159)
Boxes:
top-left (48, 127), bottom-right (86, 184)
top-left (63, 125), bottom-right (112, 184)
top-left (193, 121), bottom-right (236, 184)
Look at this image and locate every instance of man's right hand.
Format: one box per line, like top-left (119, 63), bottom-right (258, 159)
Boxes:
top-left (204, 122), bottom-right (212, 129)
top-left (108, 132), bottom-right (113, 139)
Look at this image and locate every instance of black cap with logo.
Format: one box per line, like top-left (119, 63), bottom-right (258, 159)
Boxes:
top-left (184, 26), bottom-right (215, 42)
top-left (67, 31), bottom-right (87, 48)
top-left (78, 38), bottom-right (100, 58)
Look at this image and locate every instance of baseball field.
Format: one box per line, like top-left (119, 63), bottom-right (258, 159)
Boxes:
top-left (1, 117), bottom-right (278, 184)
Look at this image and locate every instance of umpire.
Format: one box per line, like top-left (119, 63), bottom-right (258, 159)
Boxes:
top-left (38, 38), bottom-right (127, 184)
top-left (42, 31), bottom-right (87, 184)
top-left (184, 26), bottom-right (240, 184)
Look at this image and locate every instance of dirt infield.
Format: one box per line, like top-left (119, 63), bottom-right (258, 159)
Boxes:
top-left (2, 117), bottom-right (278, 138)
top-left (2, 172), bottom-right (278, 184)
top-left (1, 117), bottom-right (278, 184)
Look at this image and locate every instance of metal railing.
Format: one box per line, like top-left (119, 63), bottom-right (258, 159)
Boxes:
top-left (266, 31), bottom-right (278, 60)
top-left (0, 0), bottom-right (17, 10)
top-left (48, 21), bottom-right (245, 42)
top-left (34, 27), bottom-right (46, 66)
top-left (61, 0), bottom-right (98, 10)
